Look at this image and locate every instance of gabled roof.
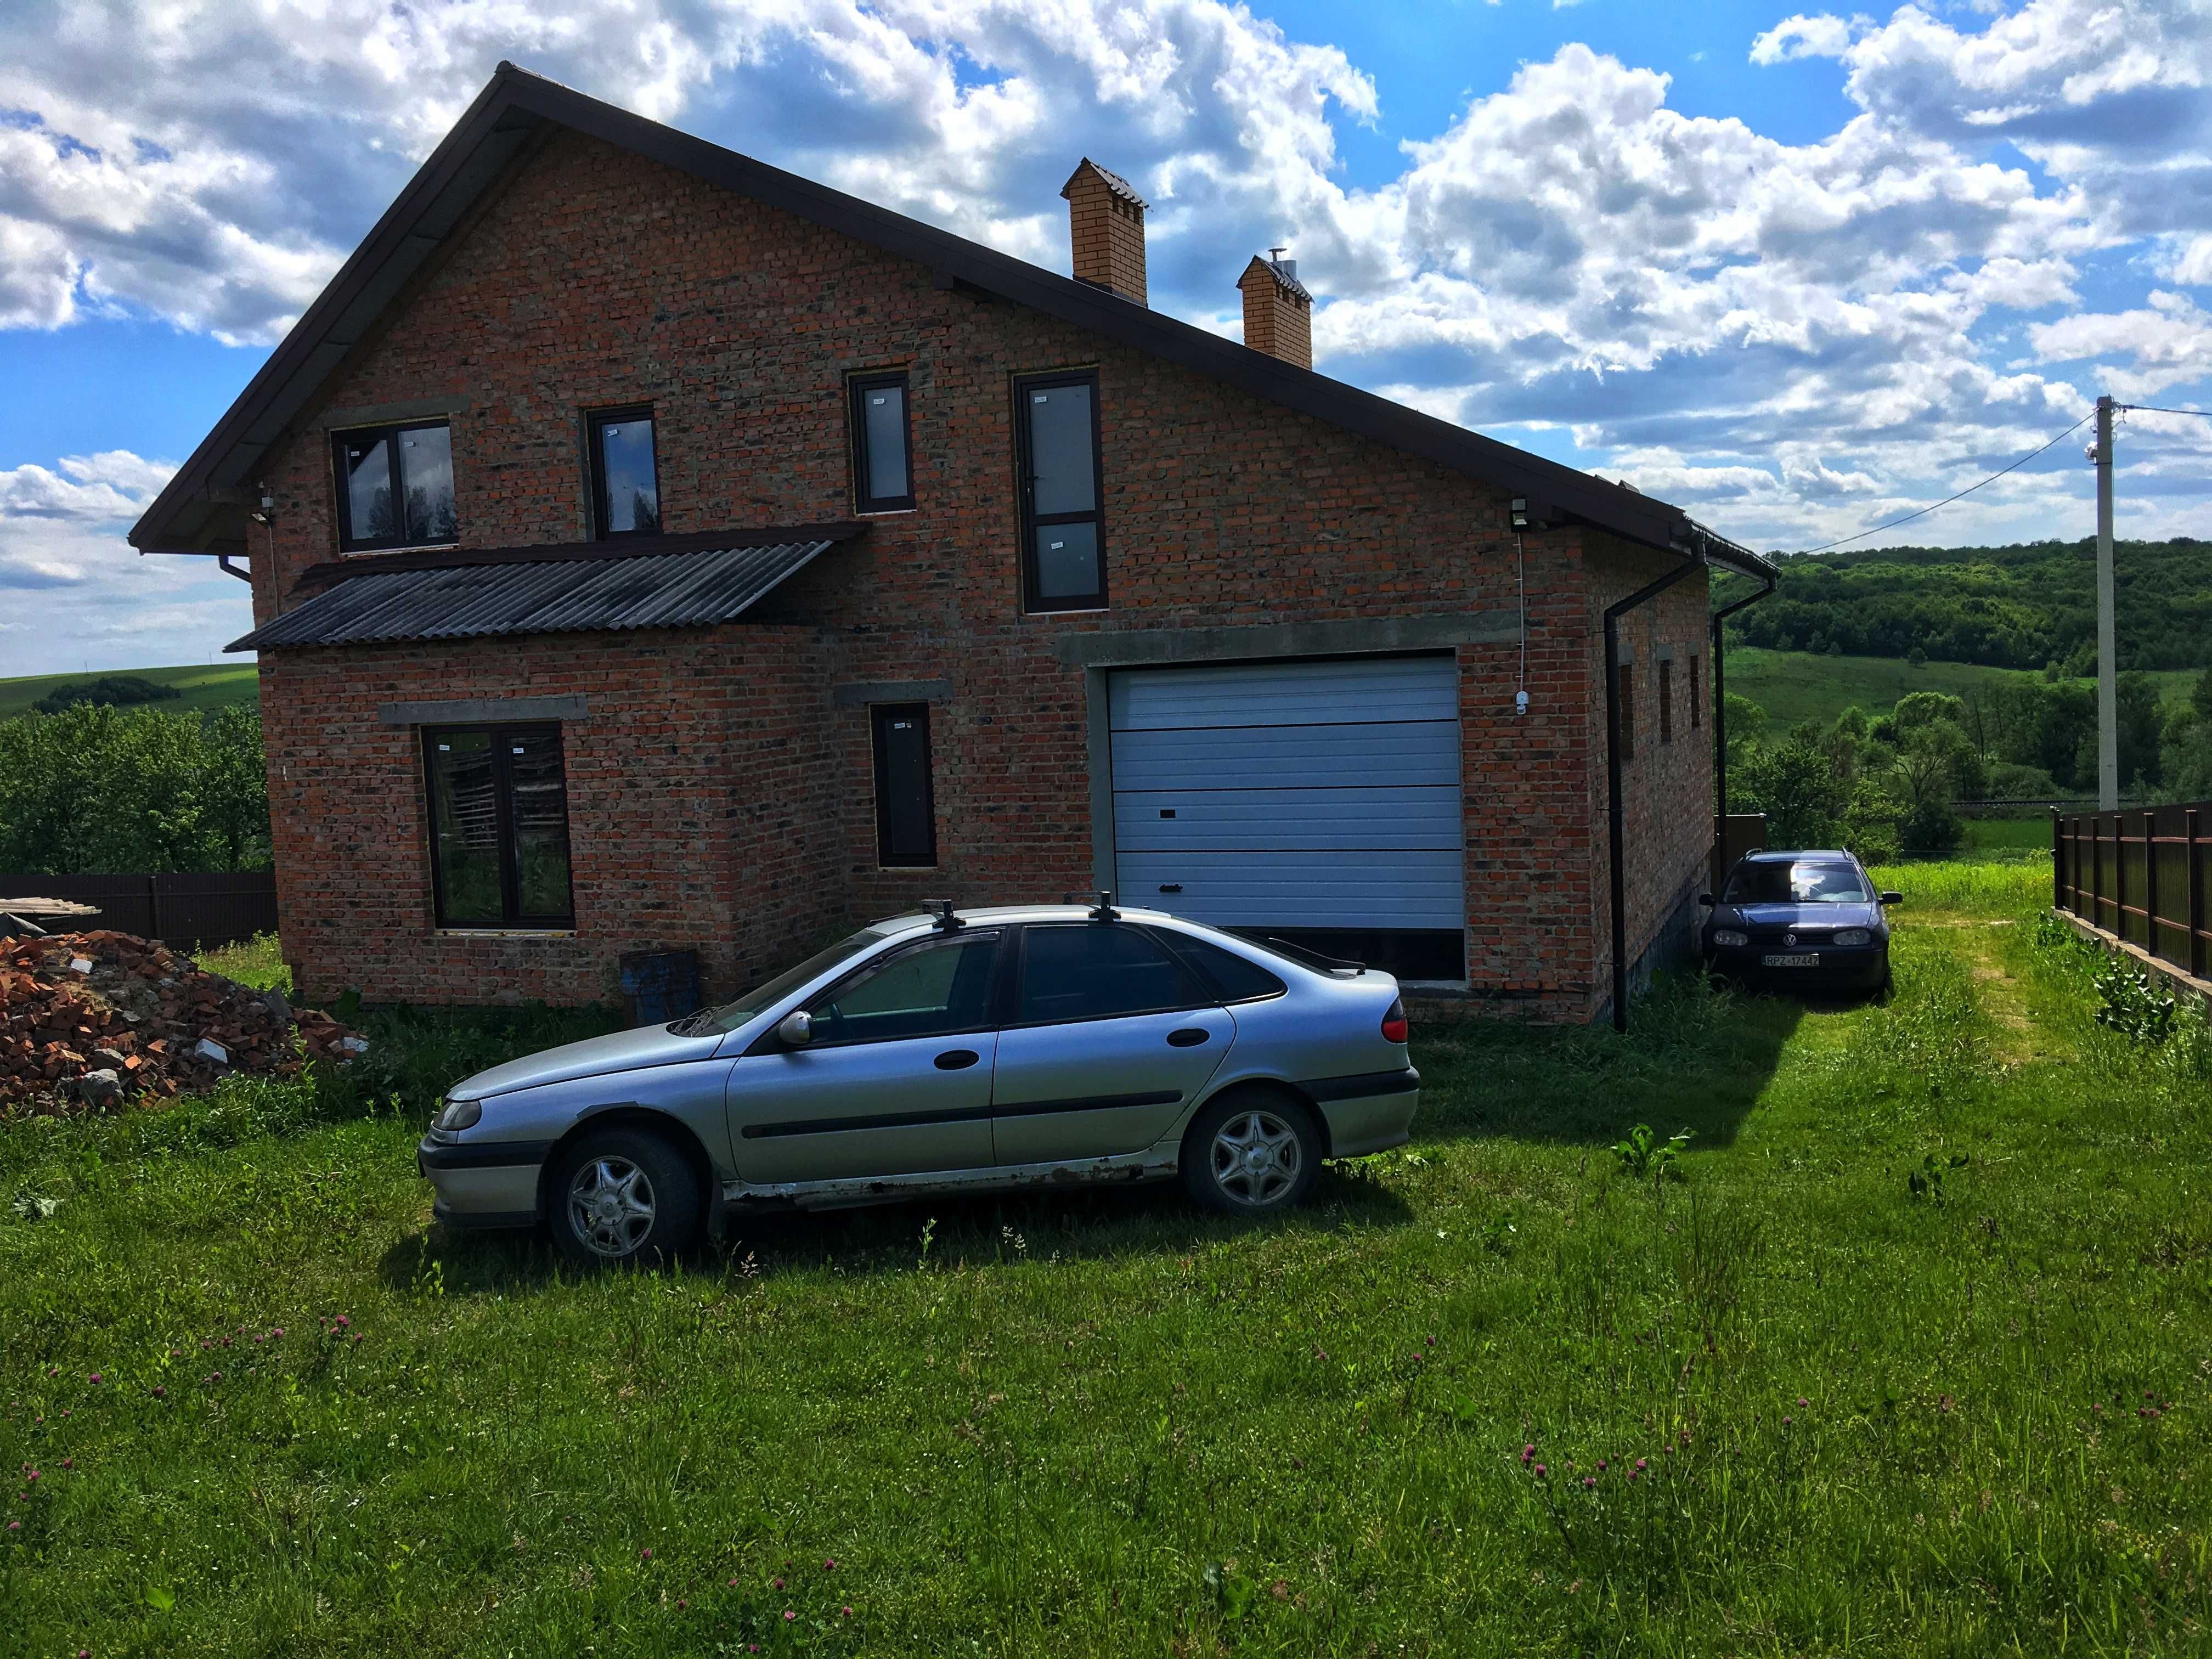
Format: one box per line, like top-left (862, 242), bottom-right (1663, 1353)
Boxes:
top-left (130, 62), bottom-right (1769, 581)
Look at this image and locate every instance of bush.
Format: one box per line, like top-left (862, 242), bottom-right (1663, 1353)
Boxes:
top-left (1988, 762), bottom-right (2058, 799)
top-left (1900, 797), bottom-right (1966, 851)
top-left (0, 703), bottom-right (269, 873)
top-left (31, 674), bottom-right (185, 715)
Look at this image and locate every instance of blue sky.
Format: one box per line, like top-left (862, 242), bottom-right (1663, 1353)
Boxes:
top-left (3, 0), bottom-right (2210, 675)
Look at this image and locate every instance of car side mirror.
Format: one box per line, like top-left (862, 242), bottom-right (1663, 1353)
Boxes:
top-left (1697, 893), bottom-right (1716, 907)
top-left (1880, 891), bottom-right (1904, 906)
top-left (775, 1009), bottom-right (816, 1047)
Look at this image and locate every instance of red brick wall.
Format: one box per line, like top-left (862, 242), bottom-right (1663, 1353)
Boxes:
top-left (248, 130), bottom-right (1708, 1019)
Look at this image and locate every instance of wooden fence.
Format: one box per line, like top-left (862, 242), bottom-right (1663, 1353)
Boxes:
top-left (2053, 806), bottom-right (2210, 980)
top-left (0, 871), bottom-right (277, 950)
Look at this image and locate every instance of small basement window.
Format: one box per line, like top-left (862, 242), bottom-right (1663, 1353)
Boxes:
top-left (332, 421), bottom-right (456, 552)
top-left (850, 373), bottom-right (914, 513)
top-left (423, 724), bottom-right (574, 928)
top-left (871, 703), bottom-right (937, 868)
top-left (589, 408), bottom-right (661, 538)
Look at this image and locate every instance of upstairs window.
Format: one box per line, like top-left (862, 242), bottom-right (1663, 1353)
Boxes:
top-left (423, 724), bottom-right (574, 929)
top-left (1015, 371), bottom-right (1105, 612)
top-left (332, 421), bottom-right (456, 552)
top-left (850, 373), bottom-right (914, 513)
top-left (1659, 658), bottom-right (1674, 745)
top-left (589, 408), bottom-right (660, 538)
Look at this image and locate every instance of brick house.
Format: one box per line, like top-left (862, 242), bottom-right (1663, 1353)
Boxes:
top-left (129, 64), bottom-right (1771, 1025)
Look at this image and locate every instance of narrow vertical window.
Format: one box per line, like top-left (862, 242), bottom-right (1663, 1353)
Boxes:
top-left (1659, 658), bottom-right (1674, 746)
top-left (1618, 662), bottom-right (1636, 764)
top-left (1689, 654), bottom-right (1702, 731)
top-left (424, 724), bottom-right (574, 928)
top-left (850, 373), bottom-right (914, 512)
top-left (871, 703), bottom-right (937, 868)
top-left (1015, 371), bottom-right (1104, 611)
top-left (332, 421), bottom-right (456, 552)
top-left (589, 409), bottom-right (660, 538)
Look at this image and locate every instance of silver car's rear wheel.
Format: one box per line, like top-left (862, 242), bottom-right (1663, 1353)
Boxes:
top-left (1182, 1090), bottom-right (1322, 1216)
top-left (567, 1155), bottom-right (656, 1257)
top-left (548, 1126), bottom-right (702, 1267)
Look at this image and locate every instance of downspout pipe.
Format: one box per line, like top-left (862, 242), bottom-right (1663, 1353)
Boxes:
top-left (1708, 561), bottom-right (1778, 886)
top-left (1604, 552), bottom-right (1707, 1034)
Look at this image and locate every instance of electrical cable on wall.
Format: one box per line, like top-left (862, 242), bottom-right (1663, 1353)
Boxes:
top-left (1514, 532), bottom-right (1529, 715)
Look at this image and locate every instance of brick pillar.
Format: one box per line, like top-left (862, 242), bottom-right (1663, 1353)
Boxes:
top-left (1060, 159), bottom-right (1147, 304)
top-left (1237, 255), bottom-right (1313, 369)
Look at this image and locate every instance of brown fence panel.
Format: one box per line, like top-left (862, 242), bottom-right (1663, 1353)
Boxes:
top-left (2056, 806), bottom-right (2212, 980)
top-left (0, 871), bottom-right (276, 950)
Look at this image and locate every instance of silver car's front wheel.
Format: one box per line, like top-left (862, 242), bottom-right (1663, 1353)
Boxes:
top-left (568, 1155), bottom-right (656, 1257)
top-left (548, 1126), bottom-right (702, 1267)
top-left (1182, 1090), bottom-right (1322, 1216)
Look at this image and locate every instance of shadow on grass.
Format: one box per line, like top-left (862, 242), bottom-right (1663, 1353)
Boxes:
top-left (379, 1161), bottom-right (1418, 1297)
top-left (1408, 973), bottom-right (1828, 1150)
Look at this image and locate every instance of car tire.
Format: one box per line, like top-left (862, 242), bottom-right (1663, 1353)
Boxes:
top-left (1180, 1088), bottom-right (1323, 1218)
top-left (548, 1126), bottom-right (702, 1268)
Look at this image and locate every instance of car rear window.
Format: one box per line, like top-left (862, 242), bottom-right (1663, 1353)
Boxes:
top-left (1724, 861), bottom-right (1870, 905)
top-left (1161, 933), bottom-right (1287, 1003)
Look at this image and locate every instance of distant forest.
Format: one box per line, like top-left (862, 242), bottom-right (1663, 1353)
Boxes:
top-left (1717, 538), bottom-right (2212, 672)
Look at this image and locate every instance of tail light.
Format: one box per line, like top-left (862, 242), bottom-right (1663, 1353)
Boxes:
top-left (1381, 996), bottom-right (1408, 1045)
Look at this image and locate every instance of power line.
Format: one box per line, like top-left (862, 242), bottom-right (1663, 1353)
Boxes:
top-left (1793, 409), bottom-right (2093, 556)
top-left (2117, 402), bottom-right (2212, 417)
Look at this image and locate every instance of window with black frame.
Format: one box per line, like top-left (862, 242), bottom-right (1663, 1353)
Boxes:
top-left (332, 421), bottom-right (457, 552)
top-left (588, 409), bottom-right (661, 538)
top-left (1015, 371), bottom-right (1105, 611)
top-left (850, 373), bottom-right (914, 513)
top-left (422, 725), bottom-right (574, 928)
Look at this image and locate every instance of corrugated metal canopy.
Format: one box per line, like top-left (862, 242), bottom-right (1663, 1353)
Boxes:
top-left (228, 538), bottom-right (836, 652)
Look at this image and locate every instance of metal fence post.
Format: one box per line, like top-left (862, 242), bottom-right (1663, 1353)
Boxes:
top-left (2111, 813), bottom-right (2124, 941)
top-left (2051, 809), bottom-right (2063, 912)
top-left (2190, 808), bottom-right (2205, 981)
top-left (2144, 810), bottom-right (2160, 962)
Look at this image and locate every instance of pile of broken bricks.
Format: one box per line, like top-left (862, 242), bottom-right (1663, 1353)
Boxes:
top-left (0, 929), bottom-right (367, 1116)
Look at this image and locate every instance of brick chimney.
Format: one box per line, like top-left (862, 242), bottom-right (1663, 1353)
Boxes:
top-left (1062, 159), bottom-right (1148, 304)
top-left (1238, 253), bottom-right (1312, 370)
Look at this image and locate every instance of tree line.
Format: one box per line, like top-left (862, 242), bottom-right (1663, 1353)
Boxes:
top-left (1726, 669), bottom-right (2212, 857)
top-left (0, 702), bottom-right (270, 874)
top-left (1718, 537), bottom-right (2212, 672)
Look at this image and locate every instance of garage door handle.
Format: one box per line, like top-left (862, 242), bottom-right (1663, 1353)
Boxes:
top-left (934, 1049), bottom-right (981, 1070)
top-left (1158, 883), bottom-right (1183, 894)
top-left (1166, 1028), bottom-right (1211, 1048)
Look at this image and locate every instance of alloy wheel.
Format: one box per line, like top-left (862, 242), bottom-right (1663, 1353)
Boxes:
top-left (567, 1155), bottom-right (657, 1257)
top-left (1210, 1109), bottom-right (1303, 1208)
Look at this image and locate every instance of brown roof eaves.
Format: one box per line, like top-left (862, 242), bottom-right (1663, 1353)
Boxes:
top-left (130, 63), bottom-right (1771, 582)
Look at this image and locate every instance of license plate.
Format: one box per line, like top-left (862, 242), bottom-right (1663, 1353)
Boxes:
top-left (1762, 952), bottom-right (1820, 968)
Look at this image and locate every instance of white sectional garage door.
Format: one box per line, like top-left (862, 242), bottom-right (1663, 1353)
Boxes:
top-left (1108, 656), bottom-right (1465, 933)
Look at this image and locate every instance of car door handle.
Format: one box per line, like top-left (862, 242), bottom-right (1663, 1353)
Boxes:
top-left (1166, 1028), bottom-right (1211, 1048)
top-left (934, 1048), bottom-right (981, 1070)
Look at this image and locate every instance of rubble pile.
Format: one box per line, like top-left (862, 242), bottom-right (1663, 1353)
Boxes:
top-left (0, 930), bottom-right (366, 1115)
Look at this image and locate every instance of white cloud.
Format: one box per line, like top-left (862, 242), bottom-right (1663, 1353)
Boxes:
top-left (1750, 14), bottom-right (1860, 65)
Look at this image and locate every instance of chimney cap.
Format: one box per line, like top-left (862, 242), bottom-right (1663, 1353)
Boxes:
top-left (1062, 157), bottom-right (1147, 210)
top-left (1238, 252), bottom-right (1311, 303)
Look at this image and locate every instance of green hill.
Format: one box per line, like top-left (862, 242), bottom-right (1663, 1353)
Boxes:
top-left (1722, 648), bottom-right (2197, 732)
top-left (0, 663), bottom-right (260, 721)
top-left (1717, 537), bottom-right (2212, 673)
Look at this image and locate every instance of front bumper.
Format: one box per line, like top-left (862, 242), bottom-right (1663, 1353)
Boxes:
top-left (1705, 942), bottom-right (1888, 992)
top-left (417, 1136), bottom-right (552, 1230)
top-left (1304, 1068), bottom-right (1421, 1158)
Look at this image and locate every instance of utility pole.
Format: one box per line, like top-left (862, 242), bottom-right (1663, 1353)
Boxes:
top-left (2094, 394), bottom-right (2118, 810)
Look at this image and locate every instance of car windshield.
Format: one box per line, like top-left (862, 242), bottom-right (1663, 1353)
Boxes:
top-left (682, 928), bottom-right (891, 1035)
top-left (1725, 860), bottom-right (1871, 905)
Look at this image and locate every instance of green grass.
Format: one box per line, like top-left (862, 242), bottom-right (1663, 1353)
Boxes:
top-left (1725, 647), bottom-right (2199, 730)
top-left (4, 862), bottom-right (2210, 1655)
top-left (1963, 816), bottom-right (2057, 853)
top-left (0, 663), bottom-right (261, 721)
top-left (199, 932), bottom-right (289, 992)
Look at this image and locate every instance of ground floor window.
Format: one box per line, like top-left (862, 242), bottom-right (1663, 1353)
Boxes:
top-left (422, 724), bottom-right (574, 927)
top-left (871, 703), bottom-right (938, 867)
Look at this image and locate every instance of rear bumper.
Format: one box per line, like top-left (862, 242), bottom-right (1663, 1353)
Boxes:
top-left (417, 1137), bottom-right (549, 1226)
top-left (1304, 1068), bottom-right (1421, 1158)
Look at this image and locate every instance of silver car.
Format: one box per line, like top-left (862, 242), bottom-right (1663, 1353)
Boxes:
top-left (417, 902), bottom-right (1419, 1265)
